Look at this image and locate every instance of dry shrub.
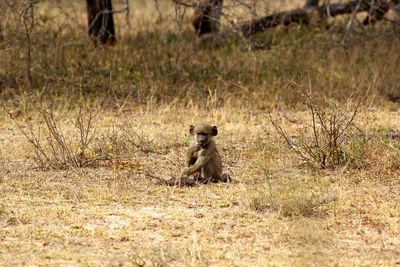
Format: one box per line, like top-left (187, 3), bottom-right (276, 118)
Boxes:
top-left (7, 105), bottom-right (114, 170)
top-left (6, 102), bottom-right (168, 170)
top-left (269, 92), bottom-right (369, 169)
top-left (268, 91), bottom-right (400, 174)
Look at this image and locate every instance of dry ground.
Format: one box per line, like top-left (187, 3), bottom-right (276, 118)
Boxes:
top-left (1, 0), bottom-right (400, 266)
top-left (1, 103), bottom-right (400, 266)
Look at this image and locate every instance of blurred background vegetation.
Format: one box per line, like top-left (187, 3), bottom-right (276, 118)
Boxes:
top-left (0, 0), bottom-right (399, 108)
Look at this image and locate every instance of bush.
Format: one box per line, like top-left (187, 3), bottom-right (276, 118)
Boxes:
top-left (268, 92), bottom-right (366, 169)
top-left (7, 105), bottom-right (110, 169)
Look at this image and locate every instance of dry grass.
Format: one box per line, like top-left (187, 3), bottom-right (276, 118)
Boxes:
top-left (1, 104), bottom-right (400, 266)
top-left (1, 0), bottom-right (400, 266)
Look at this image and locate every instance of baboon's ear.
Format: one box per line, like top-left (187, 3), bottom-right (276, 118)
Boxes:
top-left (189, 125), bottom-right (195, 135)
top-left (212, 126), bottom-right (218, 136)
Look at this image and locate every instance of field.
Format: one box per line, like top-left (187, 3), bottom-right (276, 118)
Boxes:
top-left (1, 0), bottom-right (400, 266)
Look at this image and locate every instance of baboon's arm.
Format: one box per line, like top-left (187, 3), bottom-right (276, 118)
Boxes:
top-left (181, 154), bottom-right (211, 177)
top-left (185, 145), bottom-right (200, 166)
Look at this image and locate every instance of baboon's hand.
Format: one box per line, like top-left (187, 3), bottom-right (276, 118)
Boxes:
top-left (195, 144), bottom-right (201, 151)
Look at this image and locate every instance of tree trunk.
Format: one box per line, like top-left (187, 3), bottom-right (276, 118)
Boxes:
top-left (240, 0), bottom-right (390, 36)
top-left (304, 0), bottom-right (320, 7)
top-left (191, 0), bottom-right (223, 36)
top-left (86, 0), bottom-right (116, 45)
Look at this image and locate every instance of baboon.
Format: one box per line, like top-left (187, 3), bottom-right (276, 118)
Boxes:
top-left (191, 0), bottom-right (223, 36)
top-left (158, 123), bottom-right (230, 186)
top-left (181, 123), bottom-right (223, 181)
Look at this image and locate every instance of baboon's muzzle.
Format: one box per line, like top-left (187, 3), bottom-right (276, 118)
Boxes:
top-left (197, 136), bottom-right (208, 147)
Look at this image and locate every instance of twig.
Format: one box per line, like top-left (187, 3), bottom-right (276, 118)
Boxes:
top-left (139, 125), bottom-right (170, 151)
top-left (108, 112), bottom-right (141, 141)
top-left (341, 0), bottom-right (362, 46)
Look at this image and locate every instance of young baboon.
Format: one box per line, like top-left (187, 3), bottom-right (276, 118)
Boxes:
top-left (157, 123), bottom-right (230, 186)
top-left (182, 123), bottom-right (230, 182)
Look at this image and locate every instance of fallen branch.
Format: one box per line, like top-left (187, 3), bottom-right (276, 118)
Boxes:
top-left (240, 0), bottom-right (390, 36)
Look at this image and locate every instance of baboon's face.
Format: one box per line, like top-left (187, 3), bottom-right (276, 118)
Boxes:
top-left (196, 131), bottom-right (210, 147)
top-left (189, 123), bottom-right (218, 148)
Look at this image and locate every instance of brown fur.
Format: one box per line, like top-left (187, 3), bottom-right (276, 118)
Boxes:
top-left (180, 123), bottom-right (230, 183)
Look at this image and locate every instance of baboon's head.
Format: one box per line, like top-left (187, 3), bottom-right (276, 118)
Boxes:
top-left (189, 123), bottom-right (218, 148)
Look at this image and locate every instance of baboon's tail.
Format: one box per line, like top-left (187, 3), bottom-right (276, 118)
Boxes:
top-left (146, 174), bottom-right (195, 187)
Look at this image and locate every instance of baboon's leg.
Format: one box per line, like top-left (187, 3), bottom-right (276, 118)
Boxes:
top-left (195, 173), bottom-right (231, 183)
